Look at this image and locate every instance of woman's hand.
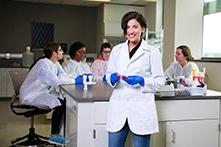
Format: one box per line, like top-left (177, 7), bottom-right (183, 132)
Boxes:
top-left (122, 75), bottom-right (144, 86)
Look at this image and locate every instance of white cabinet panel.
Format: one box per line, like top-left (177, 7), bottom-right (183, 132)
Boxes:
top-left (150, 122), bottom-right (166, 147)
top-left (77, 103), bottom-right (93, 147)
top-left (92, 102), bottom-right (108, 124)
top-left (93, 125), bottom-right (108, 147)
top-left (166, 120), bottom-right (219, 147)
top-left (156, 100), bottom-right (219, 121)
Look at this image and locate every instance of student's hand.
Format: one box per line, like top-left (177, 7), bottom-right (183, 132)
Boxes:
top-left (74, 75), bottom-right (83, 84)
top-left (122, 75), bottom-right (144, 86)
top-left (110, 72), bottom-right (120, 85)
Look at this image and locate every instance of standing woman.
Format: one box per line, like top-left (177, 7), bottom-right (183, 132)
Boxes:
top-left (91, 42), bottom-right (112, 80)
top-left (105, 11), bottom-right (164, 147)
top-left (164, 45), bottom-right (199, 79)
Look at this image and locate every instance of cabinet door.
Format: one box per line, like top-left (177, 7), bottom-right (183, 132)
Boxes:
top-left (93, 125), bottom-right (133, 147)
top-left (150, 122), bottom-right (166, 147)
top-left (6, 71), bottom-right (14, 97)
top-left (0, 71), bottom-right (7, 97)
top-left (93, 125), bottom-right (108, 147)
top-left (166, 120), bottom-right (219, 147)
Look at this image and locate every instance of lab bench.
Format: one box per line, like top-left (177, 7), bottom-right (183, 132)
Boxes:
top-left (60, 81), bottom-right (221, 147)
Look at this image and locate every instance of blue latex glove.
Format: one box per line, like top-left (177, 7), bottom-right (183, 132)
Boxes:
top-left (75, 75), bottom-right (83, 84)
top-left (122, 75), bottom-right (145, 86)
top-left (102, 74), bottom-right (107, 82)
top-left (110, 72), bottom-right (120, 85)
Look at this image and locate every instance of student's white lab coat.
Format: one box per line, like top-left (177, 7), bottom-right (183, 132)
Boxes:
top-left (105, 40), bottom-right (164, 135)
top-left (64, 59), bottom-right (92, 76)
top-left (20, 58), bottom-right (73, 109)
top-left (164, 62), bottom-right (199, 79)
top-left (91, 59), bottom-right (108, 80)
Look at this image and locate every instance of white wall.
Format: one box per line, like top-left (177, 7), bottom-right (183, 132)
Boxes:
top-left (162, 0), bottom-right (176, 69)
top-left (196, 61), bottom-right (221, 91)
top-left (163, 0), bottom-right (203, 69)
top-left (163, 0), bottom-right (221, 91)
top-left (175, 0), bottom-right (204, 59)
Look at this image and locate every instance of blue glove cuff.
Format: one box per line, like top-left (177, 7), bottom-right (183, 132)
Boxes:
top-left (75, 75), bottom-right (83, 84)
top-left (102, 74), bottom-right (107, 82)
top-left (110, 72), bottom-right (120, 85)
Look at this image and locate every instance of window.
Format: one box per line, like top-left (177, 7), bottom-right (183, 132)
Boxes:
top-left (203, 0), bottom-right (221, 58)
top-left (31, 22), bottom-right (54, 49)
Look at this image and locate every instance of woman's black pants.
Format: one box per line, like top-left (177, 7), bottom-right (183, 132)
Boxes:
top-left (51, 98), bottom-right (66, 135)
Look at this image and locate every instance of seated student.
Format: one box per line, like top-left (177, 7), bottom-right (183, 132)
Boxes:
top-left (164, 45), bottom-right (199, 79)
top-left (64, 41), bottom-right (92, 76)
top-left (91, 42), bottom-right (112, 80)
top-left (20, 43), bottom-right (75, 145)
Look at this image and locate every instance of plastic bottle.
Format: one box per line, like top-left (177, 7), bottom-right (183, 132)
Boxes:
top-left (83, 75), bottom-right (88, 91)
top-left (22, 46), bottom-right (34, 68)
top-left (191, 68), bottom-right (196, 81)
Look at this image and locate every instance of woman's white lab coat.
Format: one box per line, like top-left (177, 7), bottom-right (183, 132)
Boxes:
top-left (20, 58), bottom-right (73, 109)
top-left (164, 62), bottom-right (199, 79)
top-left (105, 40), bottom-right (165, 135)
top-left (64, 59), bottom-right (91, 76)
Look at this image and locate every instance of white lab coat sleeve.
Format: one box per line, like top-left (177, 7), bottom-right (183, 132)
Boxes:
top-left (38, 67), bottom-right (60, 88)
top-left (57, 63), bottom-right (74, 84)
top-left (142, 48), bottom-right (165, 93)
top-left (164, 63), bottom-right (175, 79)
top-left (65, 60), bottom-right (76, 74)
top-left (57, 62), bottom-right (66, 76)
top-left (105, 47), bottom-right (118, 87)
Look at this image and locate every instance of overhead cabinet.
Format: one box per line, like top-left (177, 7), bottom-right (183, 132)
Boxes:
top-left (102, 4), bottom-right (145, 37)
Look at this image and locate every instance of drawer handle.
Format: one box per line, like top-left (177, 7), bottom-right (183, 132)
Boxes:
top-left (170, 129), bottom-right (176, 144)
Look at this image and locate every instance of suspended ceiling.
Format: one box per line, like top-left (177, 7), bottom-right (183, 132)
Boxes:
top-left (12, 0), bottom-right (156, 7)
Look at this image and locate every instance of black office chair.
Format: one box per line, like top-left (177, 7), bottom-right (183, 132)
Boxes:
top-left (9, 69), bottom-right (52, 146)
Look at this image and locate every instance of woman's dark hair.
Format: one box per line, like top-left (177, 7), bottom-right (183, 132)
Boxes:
top-left (60, 43), bottom-right (68, 54)
top-left (30, 42), bottom-right (61, 70)
top-left (69, 41), bottom-right (85, 59)
top-left (177, 45), bottom-right (194, 61)
top-left (43, 42), bottom-right (60, 59)
top-left (99, 42), bottom-right (112, 54)
top-left (121, 11), bottom-right (147, 35)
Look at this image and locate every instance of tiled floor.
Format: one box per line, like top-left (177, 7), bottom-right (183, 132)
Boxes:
top-left (0, 99), bottom-right (51, 147)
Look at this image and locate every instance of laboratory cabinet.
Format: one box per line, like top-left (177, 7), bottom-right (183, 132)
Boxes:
top-left (61, 83), bottom-right (221, 147)
top-left (150, 99), bottom-right (220, 147)
top-left (0, 68), bottom-right (23, 98)
top-left (165, 120), bottom-right (218, 147)
top-left (65, 100), bottom-right (132, 147)
top-left (0, 69), bottom-right (8, 97)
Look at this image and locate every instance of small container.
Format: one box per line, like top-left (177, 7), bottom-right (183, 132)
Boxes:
top-left (22, 46), bottom-right (34, 68)
top-left (88, 75), bottom-right (93, 83)
top-left (189, 85), bottom-right (207, 96)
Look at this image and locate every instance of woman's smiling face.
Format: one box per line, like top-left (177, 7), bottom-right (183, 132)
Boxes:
top-left (126, 18), bottom-right (145, 44)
